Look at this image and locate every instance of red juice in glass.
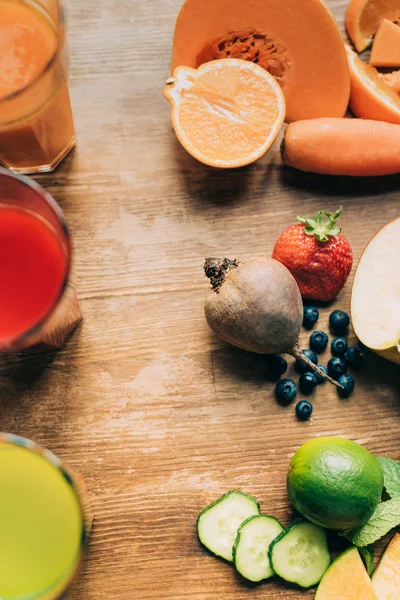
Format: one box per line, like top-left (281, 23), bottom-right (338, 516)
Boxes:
top-left (0, 206), bottom-right (68, 345)
top-left (0, 168), bottom-right (79, 352)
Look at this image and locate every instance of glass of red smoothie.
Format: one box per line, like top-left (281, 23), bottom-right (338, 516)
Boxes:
top-left (0, 168), bottom-right (81, 352)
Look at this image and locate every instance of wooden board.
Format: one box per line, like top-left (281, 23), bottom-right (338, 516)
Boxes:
top-left (1, 0), bottom-right (399, 598)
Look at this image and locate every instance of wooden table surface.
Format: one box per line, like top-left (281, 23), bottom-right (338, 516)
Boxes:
top-left (1, 0), bottom-right (400, 598)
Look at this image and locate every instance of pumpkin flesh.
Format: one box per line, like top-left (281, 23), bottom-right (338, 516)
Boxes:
top-left (171, 0), bottom-right (350, 122)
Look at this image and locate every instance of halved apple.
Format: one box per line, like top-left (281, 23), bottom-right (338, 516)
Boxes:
top-left (351, 217), bottom-right (400, 365)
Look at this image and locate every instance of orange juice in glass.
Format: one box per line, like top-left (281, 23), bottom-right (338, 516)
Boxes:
top-left (0, 0), bottom-right (75, 174)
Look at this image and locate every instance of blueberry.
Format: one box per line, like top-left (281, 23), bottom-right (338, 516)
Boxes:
top-left (299, 372), bottom-right (318, 394)
top-left (329, 310), bottom-right (350, 333)
top-left (295, 349), bottom-right (318, 374)
top-left (331, 337), bottom-right (348, 357)
top-left (303, 306), bottom-right (319, 329)
top-left (265, 355), bottom-right (288, 381)
top-left (310, 330), bottom-right (329, 353)
top-left (337, 374), bottom-right (355, 397)
top-left (327, 356), bottom-right (347, 380)
top-left (315, 365), bottom-right (329, 384)
top-left (344, 346), bottom-right (361, 366)
top-left (296, 400), bottom-right (313, 421)
top-left (275, 378), bottom-right (298, 405)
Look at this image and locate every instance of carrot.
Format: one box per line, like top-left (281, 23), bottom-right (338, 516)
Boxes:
top-left (281, 118), bottom-right (400, 176)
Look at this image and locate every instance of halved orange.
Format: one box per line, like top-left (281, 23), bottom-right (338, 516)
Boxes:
top-left (345, 0), bottom-right (400, 52)
top-left (345, 44), bottom-right (400, 124)
top-left (164, 59), bottom-right (286, 168)
top-left (382, 70), bottom-right (400, 94)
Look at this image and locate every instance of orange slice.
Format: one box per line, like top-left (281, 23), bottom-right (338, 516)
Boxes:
top-left (164, 58), bottom-right (286, 168)
top-left (372, 533), bottom-right (400, 599)
top-left (346, 44), bottom-right (400, 123)
top-left (346, 0), bottom-right (400, 52)
top-left (382, 70), bottom-right (400, 94)
top-left (370, 19), bottom-right (400, 67)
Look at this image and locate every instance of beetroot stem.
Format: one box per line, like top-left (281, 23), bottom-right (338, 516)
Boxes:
top-left (204, 257), bottom-right (238, 291)
top-left (290, 343), bottom-right (344, 389)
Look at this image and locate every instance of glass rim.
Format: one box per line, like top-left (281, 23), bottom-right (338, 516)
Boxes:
top-left (0, 0), bottom-right (66, 105)
top-left (0, 432), bottom-right (88, 600)
top-left (0, 167), bottom-right (71, 350)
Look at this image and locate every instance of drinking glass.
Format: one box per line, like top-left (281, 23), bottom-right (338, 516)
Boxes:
top-left (0, 432), bottom-right (92, 599)
top-left (0, 0), bottom-right (75, 174)
top-left (0, 167), bottom-right (81, 352)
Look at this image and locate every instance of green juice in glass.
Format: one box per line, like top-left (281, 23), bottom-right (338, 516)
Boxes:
top-left (0, 436), bottom-right (85, 599)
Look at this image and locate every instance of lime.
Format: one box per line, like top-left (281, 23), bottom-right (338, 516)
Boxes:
top-left (287, 437), bottom-right (383, 531)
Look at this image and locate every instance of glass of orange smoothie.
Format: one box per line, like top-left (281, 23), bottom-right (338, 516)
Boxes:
top-left (0, 0), bottom-right (75, 174)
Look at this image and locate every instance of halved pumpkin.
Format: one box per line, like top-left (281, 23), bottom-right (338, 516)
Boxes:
top-left (170, 0), bottom-right (350, 122)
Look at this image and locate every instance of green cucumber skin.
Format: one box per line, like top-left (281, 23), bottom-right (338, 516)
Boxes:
top-left (232, 514), bottom-right (283, 564)
top-left (268, 520), bottom-right (331, 589)
top-left (268, 518), bottom-right (310, 567)
top-left (233, 514), bottom-right (284, 582)
top-left (267, 516), bottom-right (304, 560)
top-left (268, 528), bottom-right (289, 564)
top-left (197, 491), bottom-right (260, 526)
top-left (197, 491), bottom-right (260, 560)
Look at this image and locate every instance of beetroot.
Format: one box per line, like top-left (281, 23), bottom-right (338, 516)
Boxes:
top-left (204, 257), bottom-right (341, 387)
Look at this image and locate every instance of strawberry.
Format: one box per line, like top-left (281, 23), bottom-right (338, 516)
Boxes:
top-left (272, 207), bottom-right (353, 302)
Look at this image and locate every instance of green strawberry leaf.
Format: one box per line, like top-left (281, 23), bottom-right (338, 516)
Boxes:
top-left (328, 227), bottom-right (341, 236)
top-left (298, 217), bottom-right (317, 229)
top-left (296, 207), bottom-right (343, 242)
top-left (324, 207), bottom-right (343, 221)
top-left (378, 457), bottom-right (400, 498)
top-left (343, 498), bottom-right (400, 547)
top-left (359, 545), bottom-right (375, 576)
top-left (304, 226), bottom-right (325, 239)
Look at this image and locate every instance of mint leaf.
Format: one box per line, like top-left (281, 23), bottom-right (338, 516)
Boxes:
top-left (344, 498), bottom-right (400, 547)
top-left (378, 457), bottom-right (400, 498)
top-left (359, 545), bottom-right (375, 576)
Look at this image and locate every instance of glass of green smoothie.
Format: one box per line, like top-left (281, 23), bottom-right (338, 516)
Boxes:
top-left (0, 433), bottom-right (91, 599)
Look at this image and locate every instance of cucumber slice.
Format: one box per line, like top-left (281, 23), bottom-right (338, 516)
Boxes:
top-left (233, 514), bottom-right (284, 582)
top-left (197, 491), bottom-right (260, 562)
top-left (269, 520), bottom-right (331, 588)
